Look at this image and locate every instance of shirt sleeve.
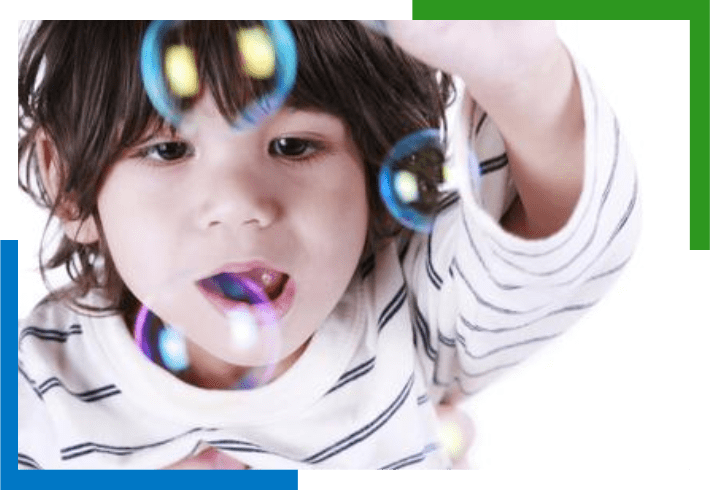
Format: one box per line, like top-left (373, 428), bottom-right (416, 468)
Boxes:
top-left (402, 56), bottom-right (642, 401)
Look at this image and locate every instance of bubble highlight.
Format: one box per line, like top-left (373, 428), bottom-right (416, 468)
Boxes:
top-left (438, 420), bottom-right (466, 461)
top-left (157, 326), bottom-right (189, 371)
top-left (164, 45), bottom-right (199, 98)
top-left (237, 26), bottom-right (276, 79)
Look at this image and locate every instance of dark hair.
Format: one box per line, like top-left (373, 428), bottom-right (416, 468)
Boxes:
top-left (18, 20), bottom-right (455, 315)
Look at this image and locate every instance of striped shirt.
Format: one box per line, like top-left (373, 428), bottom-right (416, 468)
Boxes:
top-left (18, 59), bottom-right (640, 469)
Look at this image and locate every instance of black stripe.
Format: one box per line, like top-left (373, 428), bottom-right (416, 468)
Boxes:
top-left (452, 258), bottom-right (525, 314)
top-left (19, 324), bottom-right (83, 347)
top-left (61, 427), bottom-right (212, 460)
top-left (479, 153), bottom-right (508, 175)
top-left (460, 213), bottom-right (523, 291)
top-left (379, 443), bottom-right (439, 469)
top-left (426, 233), bottom-right (443, 290)
top-left (588, 256), bottom-right (632, 282)
top-left (210, 444), bottom-right (269, 455)
top-left (18, 452), bottom-right (42, 469)
top-left (18, 363), bottom-right (44, 400)
top-left (460, 360), bottom-right (521, 379)
top-left (378, 284), bottom-right (407, 331)
top-left (382, 454), bottom-right (423, 470)
top-left (412, 303), bottom-right (437, 361)
top-left (203, 439), bottom-right (262, 449)
top-left (459, 300), bottom-right (598, 334)
top-left (456, 331), bottom-right (560, 359)
top-left (437, 330), bottom-right (456, 347)
top-left (600, 117), bottom-right (621, 208)
top-left (302, 374), bottom-right (415, 464)
top-left (36, 376), bottom-right (122, 403)
top-left (435, 192), bottom-right (460, 213)
top-left (474, 112), bottom-right (487, 136)
top-left (207, 439), bottom-right (269, 456)
top-left (606, 175), bottom-right (638, 244)
top-left (326, 357), bottom-right (376, 394)
top-left (416, 394), bottom-right (429, 405)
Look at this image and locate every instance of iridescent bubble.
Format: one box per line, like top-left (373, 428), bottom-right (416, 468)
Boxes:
top-left (378, 128), bottom-right (449, 233)
top-left (134, 305), bottom-right (190, 373)
top-left (140, 20), bottom-right (297, 131)
top-left (378, 112), bottom-right (483, 234)
top-left (133, 265), bottom-right (282, 390)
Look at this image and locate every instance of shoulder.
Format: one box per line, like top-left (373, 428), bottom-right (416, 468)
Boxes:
top-left (19, 296), bottom-right (83, 345)
top-left (18, 291), bottom-right (119, 393)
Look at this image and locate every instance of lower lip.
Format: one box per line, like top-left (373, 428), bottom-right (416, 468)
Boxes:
top-left (199, 276), bottom-right (296, 325)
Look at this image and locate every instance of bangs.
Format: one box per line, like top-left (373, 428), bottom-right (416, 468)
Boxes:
top-left (114, 21), bottom-right (282, 152)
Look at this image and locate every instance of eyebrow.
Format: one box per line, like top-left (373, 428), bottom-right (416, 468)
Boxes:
top-left (137, 122), bottom-right (180, 143)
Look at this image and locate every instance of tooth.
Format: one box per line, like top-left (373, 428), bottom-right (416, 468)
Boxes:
top-left (261, 272), bottom-right (273, 286)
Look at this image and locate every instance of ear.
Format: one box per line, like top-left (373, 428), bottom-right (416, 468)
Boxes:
top-left (36, 130), bottom-right (100, 245)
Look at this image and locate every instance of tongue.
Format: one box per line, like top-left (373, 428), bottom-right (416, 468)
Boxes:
top-left (217, 275), bottom-right (253, 303)
top-left (214, 268), bottom-right (283, 303)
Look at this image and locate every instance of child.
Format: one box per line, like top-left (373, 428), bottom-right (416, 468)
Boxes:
top-left (17, 20), bottom-right (640, 469)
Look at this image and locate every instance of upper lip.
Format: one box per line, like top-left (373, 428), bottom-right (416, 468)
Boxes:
top-left (197, 260), bottom-right (286, 281)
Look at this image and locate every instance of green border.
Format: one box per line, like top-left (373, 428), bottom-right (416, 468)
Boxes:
top-left (692, 5), bottom-right (709, 249)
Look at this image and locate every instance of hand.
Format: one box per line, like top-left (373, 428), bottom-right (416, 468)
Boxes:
top-left (384, 21), bottom-right (560, 95)
top-left (164, 446), bottom-right (249, 469)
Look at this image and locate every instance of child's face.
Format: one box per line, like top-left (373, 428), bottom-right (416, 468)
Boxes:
top-left (89, 94), bottom-right (369, 373)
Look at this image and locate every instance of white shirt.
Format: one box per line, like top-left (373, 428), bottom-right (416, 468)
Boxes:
top-left (18, 58), bottom-right (641, 469)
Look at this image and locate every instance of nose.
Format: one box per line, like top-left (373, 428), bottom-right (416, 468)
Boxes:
top-left (193, 154), bottom-right (281, 232)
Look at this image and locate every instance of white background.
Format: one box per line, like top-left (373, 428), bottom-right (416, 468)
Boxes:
top-left (9, 18), bottom-right (708, 485)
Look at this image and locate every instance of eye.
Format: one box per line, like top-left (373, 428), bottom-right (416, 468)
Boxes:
top-left (268, 137), bottom-right (320, 160)
top-left (135, 140), bottom-right (194, 163)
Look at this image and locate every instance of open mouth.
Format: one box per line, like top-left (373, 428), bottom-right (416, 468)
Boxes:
top-left (196, 264), bottom-right (295, 320)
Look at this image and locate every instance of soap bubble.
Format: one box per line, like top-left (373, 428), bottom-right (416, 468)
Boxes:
top-left (140, 20), bottom-right (297, 132)
top-left (133, 265), bottom-right (283, 390)
top-left (378, 119), bottom-right (482, 234)
top-left (378, 128), bottom-right (455, 233)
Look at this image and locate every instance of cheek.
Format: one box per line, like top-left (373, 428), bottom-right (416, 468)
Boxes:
top-left (97, 175), bottom-right (180, 297)
top-left (307, 164), bottom-right (369, 274)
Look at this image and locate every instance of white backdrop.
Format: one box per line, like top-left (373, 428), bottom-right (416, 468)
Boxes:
top-left (10, 20), bottom-right (708, 482)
